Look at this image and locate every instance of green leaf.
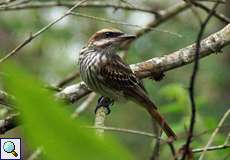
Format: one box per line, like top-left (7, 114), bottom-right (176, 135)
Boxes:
top-left (3, 62), bottom-right (133, 160)
top-left (159, 84), bottom-right (207, 114)
top-left (159, 84), bottom-right (189, 114)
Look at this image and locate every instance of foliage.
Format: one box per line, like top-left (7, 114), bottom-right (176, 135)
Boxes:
top-left (3, 62), bottom-right (133, 160)
top-left (0, 1), bottom-right (229, 159)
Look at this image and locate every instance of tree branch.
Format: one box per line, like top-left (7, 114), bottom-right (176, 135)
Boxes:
top-left (0, 0), bottom-right (87, 63)
top-left (199, 109), bottom-right (230, 160)
top-left (69, 11), bottom-right (181, 38)
top-left (2, 24), bottom-right (228, 135)
top-left (0, 1), bottom-right (190, 65)
top-left (193, 133), bottom-right (230, 153)
top-left (86, 126), bottom-right (165, 141)
top-left (193, 132), bottom-right (230, 156)
top-left (56, 70), bottom-right (80, 88)
top-left (135, 2), bottom-right (190, 38)
top-left (192, 144), bottom-right (230, 153)
top-left (193, 1), bottom-right (230, 24)
top-left (195, 0), bottom-right (226, 3)
top-left (0, 113), bottom-right (19, 134)
top-left (181, 2), bottom-right (220, 159)
top-left (93, 107), bottom-right (107, 138)
top-left (58, 23), bottom-right (230, 102)
top-left (85, 2), bottom-right (189, 139)
top-left (71, 92), bottom-right (96, 118)
top-left (55, 3), bottom-right (191, 133)
top-left (55, 1), bottom-right (189, 87)
top-left (0, 1), bottom-right (160, 15)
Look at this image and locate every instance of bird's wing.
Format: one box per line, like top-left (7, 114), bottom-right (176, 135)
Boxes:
top-left (99, 54), bottom-right (176, 138)
top-left (99, 54), bottom-right (144, 92)
top-left (99, 54), bottom-right (156, 109)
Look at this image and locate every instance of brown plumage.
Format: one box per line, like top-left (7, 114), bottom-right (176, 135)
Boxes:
top-left (79, 28), bottom-right (176, 139)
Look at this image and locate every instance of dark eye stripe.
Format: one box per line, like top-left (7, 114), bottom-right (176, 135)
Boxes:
top-left (105, 32), bottom-right (123, 38)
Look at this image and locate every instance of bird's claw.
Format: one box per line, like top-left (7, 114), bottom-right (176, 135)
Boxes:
top-left (94, 106), bottom-right (111, 115)
top-left (94, 96), bottom-right (114, 115)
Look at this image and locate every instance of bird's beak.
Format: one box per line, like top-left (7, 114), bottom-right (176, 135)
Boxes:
top-left (115, 34), bottom-right (136, 48)
top-left (117, 34), bottom-right (136, 42)
top-left (103, 33), bottom-right (136, 48)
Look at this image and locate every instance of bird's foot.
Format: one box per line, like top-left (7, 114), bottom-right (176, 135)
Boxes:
top-left (150, 72), bottom-right (165, 81)
top-left (95, 96), bottom-right (114, 115)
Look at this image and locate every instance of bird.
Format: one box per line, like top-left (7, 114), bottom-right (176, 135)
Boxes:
top-left (78, 28), bottom-right (176, 139)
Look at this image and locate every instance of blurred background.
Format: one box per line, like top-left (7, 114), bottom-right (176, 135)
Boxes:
top-left (0, 0), bottom-right (229, 159)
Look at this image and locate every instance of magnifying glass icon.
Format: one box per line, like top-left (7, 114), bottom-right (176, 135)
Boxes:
top-left (3, 141), bottom-right (18, 157)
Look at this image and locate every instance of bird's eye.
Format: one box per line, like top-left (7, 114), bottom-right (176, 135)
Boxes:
top-left (105, 32), bottom-right (113, 38)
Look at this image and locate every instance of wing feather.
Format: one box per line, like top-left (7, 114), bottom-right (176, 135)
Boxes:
top-left (98, 54), bottom-right (176, 138)
top-left (99, 54), bottom-right (143, 91)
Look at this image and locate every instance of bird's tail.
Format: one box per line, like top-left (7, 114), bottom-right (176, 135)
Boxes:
top-left (129, 90), bottom-right (176, 139)
top-left (145, 103), bottom-right (177, 139)
top-left (126, 87), bottom-right (177, 139)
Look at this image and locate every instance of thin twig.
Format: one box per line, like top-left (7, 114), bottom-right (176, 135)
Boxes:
top-left (196, 0), bottom-right (226, 3)
top-left (58, 23), bottom-right (230, 103)
top-left (87, 125), bottom-right (179, 160)
top-left (118, 0), bottom-right (135, 8)
top-left (71, 92), bottom-right (96, 118)
top-left (193, 124), bottom-right (230, 139)
top-left (199, 109), bottom-right (230, 160)
top-left (58, 2), bottom-right (190, 87)
top-left (193, 1), bottom-right (230, 24)
top-left (54, 2), bottom-right (190, 88)
top-left (0, 1), bottom-right (159, 14)
top-left (56, 70), bottom-right (80, 88)
top-left (27, 147), bottom-right (43, 160)
top-left (85, 126), bottom-right (165, 141)
top-left (89, 2), bottom-right (186, 137)
top-left (69, 12), bottom-right (182, 38)
top-left (1, 25), bottom-right (230, 135)
top-left (168, 141), bottom-right (178, 160)
top-left (1, 0), bottom-right (31, 8)
top-left (193, 134), bottom-right (230, 153)
top-left (184, 0), bottom-right (202, 25)
top-left (181, 1), bottom-right (220, 159)
top-left (150, 121), bottom-right (162, 160)
top-left (193, 144), bottom-right (230, 153)
top-left (136, 2), bottom-right (190, 38)
top-left (0, 0), bottom-right (16, 5)
top-left (0, 0), bottom-right (87, 63)
top-left (192, 144), bottom-right (230, 153)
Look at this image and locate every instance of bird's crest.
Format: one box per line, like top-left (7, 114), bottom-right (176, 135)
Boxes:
top-left (86, 28), bottom-right (124, 46)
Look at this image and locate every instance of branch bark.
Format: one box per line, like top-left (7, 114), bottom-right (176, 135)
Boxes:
top-left (3, 23), bottom-right (228, 134)
top-left (55, 1), bottom-right (190, 87)
top-left (58, 24), bottom-right (230, 102)
top-left (94, 107), bottom-right (107, 138)
top-left (0, 113), bottom-right (19, 134)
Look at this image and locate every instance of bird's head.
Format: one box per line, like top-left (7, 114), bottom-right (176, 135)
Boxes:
top-left (86, 28), bottom-right (136, 50)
